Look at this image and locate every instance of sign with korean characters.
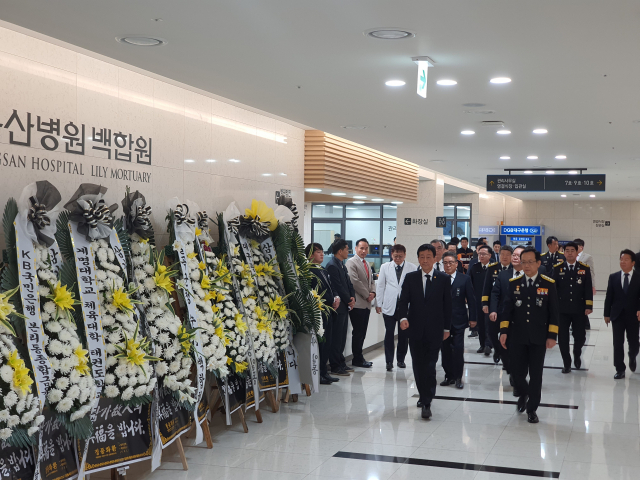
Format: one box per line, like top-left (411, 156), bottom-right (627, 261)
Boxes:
top-left (157, 388), bottom-right (192, 447)
top-left (0, 442), bottom-right (35, 480)
top-left (487, 174), bottom-right (605, 192)
top-left (500, 225), bottom-right (545, 236)
top-left (39, 407), bottom-right (78, 480)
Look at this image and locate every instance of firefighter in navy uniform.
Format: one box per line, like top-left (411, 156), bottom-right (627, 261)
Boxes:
top-left (551, 241), bottom-right (593, 373)
top-left (540, 236), bottom-right (565, 275)
top-left (500, 246), bottom-right (559, 424)
top-left (482, 245), bottom-right (513, 365)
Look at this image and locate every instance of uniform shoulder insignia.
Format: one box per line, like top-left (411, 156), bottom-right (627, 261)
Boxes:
top-left (488, 262), bottom-right (499, 267)
top-left (553, 261), bottom-right (564, 267)
top-left (541, 274), bottom-right (555, 283)
top-left (541, 252), bottom-right (548, 256)
top-left (509, 276), bottom-right (520, 282)
top-left (578, 261), bottom-right (590, 268)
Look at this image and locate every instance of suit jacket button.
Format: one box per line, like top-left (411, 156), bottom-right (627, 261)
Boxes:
top-left (527, 320), bottom-right (529, 322)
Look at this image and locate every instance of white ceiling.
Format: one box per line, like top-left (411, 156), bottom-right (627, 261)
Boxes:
top-left (3, 0), bottom-right (640, 199)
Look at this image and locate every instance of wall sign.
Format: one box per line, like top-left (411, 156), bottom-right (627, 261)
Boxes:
top-left (487, 174), bottom-right (606, 192)
top-left (593, 220), bottom-right (610, 228)
top-left (435, 216), bottom-right (447, 228)
top-left (500, 225), bottom-right (545, 235)
top-left (478, 225), bottom-right (499, 235)
top-left (403, 217), bottom-right (428, 226)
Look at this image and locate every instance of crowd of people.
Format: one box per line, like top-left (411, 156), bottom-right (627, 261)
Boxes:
top-left (306, 235), bottom-right (640, 424)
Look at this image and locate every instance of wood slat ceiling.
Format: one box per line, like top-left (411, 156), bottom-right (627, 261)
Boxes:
top-left (305, 130), bottom-right (418, 202)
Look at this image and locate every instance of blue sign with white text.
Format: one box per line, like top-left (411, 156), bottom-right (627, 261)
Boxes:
top-left (500, 225), bottom-right (545, 236)
top-left (510, 236), bottom-right (533, 242)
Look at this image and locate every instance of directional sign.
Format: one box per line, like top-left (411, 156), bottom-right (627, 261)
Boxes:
top-left (417, 60), bottom-right (429, 98)
top-left (487, 174), bottom-right (605, 192)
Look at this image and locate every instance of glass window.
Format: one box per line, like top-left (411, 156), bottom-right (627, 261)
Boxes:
top-left (312, 204), bottom-right (343, 218)
top-left (382, 220), bottom-right (397, 258)
top-left (312, 222), bottom-right (341, 255)
top-left (456, 206), bottom-right (471, 219)
top-left (444, 205), bottom-right (455, 219)
top-left (346, 205), bottom-right (381, 219)
top-left (383, 205), bottom-right (397, 218)
top-left (456, 221), bottom-right (470, 239)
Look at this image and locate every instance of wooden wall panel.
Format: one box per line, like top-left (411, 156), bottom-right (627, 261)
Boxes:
top-left (304, 130), bottom-right (418, 202)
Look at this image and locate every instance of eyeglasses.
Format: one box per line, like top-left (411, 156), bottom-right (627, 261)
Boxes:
top-left (521, 261), bottom-right (538, 266)
top-left (442, 261), bottom-right (457, 266)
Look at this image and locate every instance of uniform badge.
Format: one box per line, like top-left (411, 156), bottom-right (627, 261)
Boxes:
top-left (537, 288), bottom-right (548, 295)
top-left (515, 285), bottom-right (521, 294)
top-left (515, 300), bottom-right (522, 307)
top-left (577, 278), bottom-right (582, 284)
top-left (456, 288), bottom-right (461, 296)
top-left (578, 270), bottom-right (586, 275)
top-left (536, 298), bottom-right (544, 307)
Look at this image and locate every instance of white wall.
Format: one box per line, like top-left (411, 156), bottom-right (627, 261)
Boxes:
top-left (0, 24), bottom-right (305, 250)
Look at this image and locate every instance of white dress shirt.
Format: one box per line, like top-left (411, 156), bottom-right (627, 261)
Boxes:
top-left (434, 259), bottom-right (444, 272)
top-left (401, 266), bottom-right (448, 332)
top-left (513, 269), bottom-right (524, 279)
top-left (450, 270), bottom-right (457, 284)
top-left (621, 269), bottom-right (633, 288)
top-left (524, 273), bottom-right (538, 286)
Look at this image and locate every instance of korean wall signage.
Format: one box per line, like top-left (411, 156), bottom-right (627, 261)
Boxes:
top-left (478, 226), bottom-right (499, 235)
top-left (486, 174), bottom-right (606, 192)
top-left (500, 225), bottom-right (545, 236)
top-left (593, 220), bottom-right (610, 228)
top-left (0, 108), bottom-right (152, 183)
top-left (403, 217), bottom-right (428, 226)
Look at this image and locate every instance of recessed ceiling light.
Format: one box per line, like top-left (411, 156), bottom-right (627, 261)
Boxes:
top-left (391, 201), bottom-right (403, 204)
top-left (371, 198), bottom-right (384, 201)
top-left (305, 188), bottom-right (322, 193)
top-left (497, 130), bottom-right (511, 135)
top-left (331, 192), bottom-right (347, 196)
top-left (524, 170), bottom-right (533, 174)
top-left (461, 130), bottom-right (475, 135)
top-left (184, 159), bottom-right (195, 163)
top-left (116, 36), bottom-right (167, 46)
top-left (205, 159), bottom-right (216, 163)
top-left (262, 173), bottom-right (272, 177)
top-left (590, 194), bottom-right (596, 198)
top-left (546, 170), bottom-right (555, 174)
top-left (527, 156), bottom-right (538, 160)
top-left (490, 77), bottom-right (511, 84)
top-left (437, 79), bottom-right (457, 86)
top-left (229, 158), bottom-right (240, 163)
top-left (279, 173), bottom-right (287, 176)
top-left (353, 196), bottom-right (367, 199)
top-left (568, 170), bottom-right (578, 174)
top-left (353, 201), bottom-right (365, 204)
top-left (561, 194), bottom-right (567, 197)
top-left (365, 29), bottom-right (415, 40)
top-left (533, 128), bottom-right (548, 134)
top-left (555, 155), bottom-right (567, 160)
top-left (385, 80), bottom-right (406, 87)
top-left (500, 156), bottom-right (511, 160)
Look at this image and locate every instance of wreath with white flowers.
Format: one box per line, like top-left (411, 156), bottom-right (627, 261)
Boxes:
top-left (173, 238), bottom-right (229, 377)
top-left (130, 234), bottom-right (197, 405)
top-left (0, 288), bottom-right (43, 445)
top-left (91, 238), bottom-right (158, 405)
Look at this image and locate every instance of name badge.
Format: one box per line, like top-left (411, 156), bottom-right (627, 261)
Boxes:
top-left (537, 288), bottom-right (548, 295)
top-left (514, 286), bottom-right (521, 295)
top-left (559, 271), bottom-right (565, 276)
top-left (456, 288), bottom-right (461, 297)
top-left (515, 300), bottom-right (522, 307)
top-left (577, 279), bottom-right (582, 284)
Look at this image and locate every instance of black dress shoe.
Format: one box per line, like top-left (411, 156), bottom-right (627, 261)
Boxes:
top-left (421, 405), bottom-right (432, 419)
top-left (440, 378), bottom-right (455, 387)
top-left (493, 352), bottom-right (501, 364)
top-left (397, 361), bottom-right (406, 369)
top-left (614, 372), bottom-right (626, 379)
top-left (517, 395), bottom-right (528, 413)
top-left (331, 368), bottom-right (350, 376)
top-left (417, 400), bottom-right (423, 408)
top-left (455, 379), bottom-right (464, 389)
top-left (468, 331), bottom-right (478, 338)
top-left (386, 363), bottom-right (393, 371)
top-left (343, 366), bottom-right (355, 372)
top-left (562, 367), bottom-right (571, 374)
top-left (320, 375), bottom-right (332, 385)
top-left (327, 375), bottom-right (339, 382)
top-left (352, 360), bottom-right (372, 368)
top-left (527, 412), bottom-right (539, 423)
top-left (477, 346), bottom-right (485, 353)
top-left (574, 354), bottom-right (582, 370)
top-left (484, 346), bottom-right (492, 356)
top-left (630, 357), bottom-right (637, 373)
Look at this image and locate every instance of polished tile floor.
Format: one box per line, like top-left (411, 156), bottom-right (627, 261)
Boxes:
top-left (100, 293), bottom-right (640, 479)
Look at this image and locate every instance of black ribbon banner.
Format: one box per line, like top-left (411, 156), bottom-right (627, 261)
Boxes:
top-left (77, 398), bottom-right (152, 474)
top-left (216, 374), bottom-right (246, 416)
top-left (39, 407), bottom-right (78, 480)
top-left (0, 442), bottom-right (35, 480)
top-left (277, 351), bottom-right (289, 387)
top-left (158, 389), bottom-right (191, 447)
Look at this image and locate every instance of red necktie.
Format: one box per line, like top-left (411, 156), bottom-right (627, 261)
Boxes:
top-left (363, 259), bottom-right (369, 279)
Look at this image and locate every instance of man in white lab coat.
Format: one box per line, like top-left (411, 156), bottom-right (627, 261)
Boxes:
top-left (376, 244), bottom-right (417, 371)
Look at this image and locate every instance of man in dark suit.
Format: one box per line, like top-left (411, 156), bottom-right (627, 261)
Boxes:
top-left (604, 249), bottom-right (640, 379)
top-left (398, 244), bottom-right (452, 419)
top-left (326, 239), bottom-right (356, 377)
top-left (482, 245), bottom-right (514, 364)
top-left (441, 251), bottom-right (476, 389)
top-left (306, 242), bottom-right (341, 385)
top-left (491, 240), bottom-right (502, 264)
top-left (551, 241), bottom-right (593, 373)
top-left (447, 243), bottom-right (465, 273)
top-left (500, 247), bottom-right (559, 424)
top-left (489, 245), bottom-right (525, 393)
top-left (540, 236), bottom-right (565, 275)
top-left (468, 244), bottom-right (494, 356)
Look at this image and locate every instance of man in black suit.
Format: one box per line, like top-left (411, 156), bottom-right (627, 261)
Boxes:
top-left (326, 239), bottom-right (356, 377)
top-left (468, 244), bottom-right (494, 356)
top-left (482, 245), bottom-right (514, 364)
top-left (491, 240), bottom-right (502, 264)
top-left (551, 241), bottom-right (593, 373)
top-left (604, 249), bottom-right (640, 379)
top-left (540, 236), bottom-right (565, 275)
top-left (500, 247), bottom-right (559, 424)
top-left (306, 242), bottom-right (341, 385)
top-left (441, 251), bottom-right (477, 389)
top-left (398, 244), bottom-right (452, 419)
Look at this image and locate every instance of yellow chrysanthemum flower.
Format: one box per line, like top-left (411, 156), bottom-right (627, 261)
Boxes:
top-left (7, 350), bottom-right (33, 395)
top-left (112, 288), bottom-right (134, 312)
top-left (235, 361), bottom-right (248, 374)
top-left (187, 252), bottom-right (198, 259)
top-left (198, 261), bottom-right (206, 271)
top-left (52, 282), bottom-right (75, 312)
top-left (203, 291), bottom-right (216, 303)
top-left (215, 325), bottom-right (225, 340)
top-left (177, 325), bottom-right (192, 355)
top-left (217, 292), bottom-right (226, 303)
top-left (201, 275), bottom-right (211, 290)
top-left (234, 313), bottom-right (248, 335)
top-left (227, 356), bottom-right (233, 365)
top-left (0, 290), bottom-right (17, 322)
top-left (123, 337), bottom-right (146, 366)
top-left (233, 245), bottom-right (240, 257)
top-left (211, 304), bottom-right (220, 313)
top-left (74, 345), bottom-right (90, 376)
top-left (195, 227), bottom-right (202, 237)
top-left (257, 319), bottom-right (273, 338)
top-left (154, 272), bottom-right (174, 294)
top-left (140, 238), bottom-right (149, 244)
top-left (245, 199), bottom-right (278, 231)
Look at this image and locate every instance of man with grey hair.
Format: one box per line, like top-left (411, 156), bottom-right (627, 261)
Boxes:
top-left (431, 239), bottom-right (447, 273)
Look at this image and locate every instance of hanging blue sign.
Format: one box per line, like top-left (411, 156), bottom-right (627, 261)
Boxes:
top-left (500, 225), bottom-right (545, 236)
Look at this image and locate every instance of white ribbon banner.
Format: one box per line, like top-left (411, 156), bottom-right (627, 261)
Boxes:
top-left (109, 229), bottom-right (128, 282)
top-left (173, 227), bottom-right (205, 446)
top-left (69, 221), bottom-right (105, 479)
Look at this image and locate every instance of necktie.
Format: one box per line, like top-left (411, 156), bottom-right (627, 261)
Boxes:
top-left (528, 278), bottom-right (534, 289)
top-left (624, 273), bottom-right (629, 294)
top-left (424, 274), bottom-right (431, 296)
top-left (436, 262), bottom-right (441, 271)
top-left (363, 259), bottom-right (369, 280)
top-left (395, 264), bottom-right (403, 283)
top-left (483, 265), bottom-right (486, 271)
top-left (569, 265), bottom-right (574, 273)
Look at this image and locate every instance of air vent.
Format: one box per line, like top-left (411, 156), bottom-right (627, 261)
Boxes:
top-left (480, 120), bottom-right (505, 127)
top-left (463, 110), bottom-right (496, 115)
